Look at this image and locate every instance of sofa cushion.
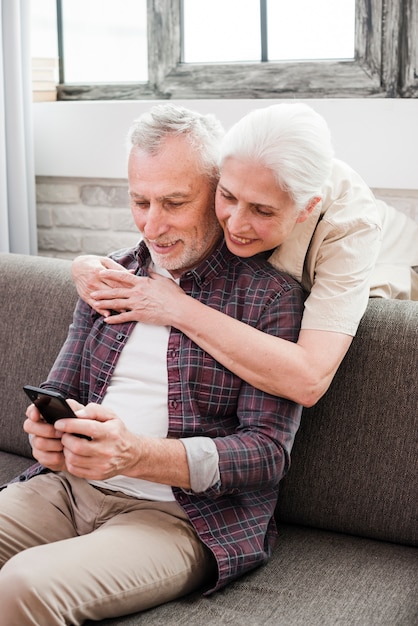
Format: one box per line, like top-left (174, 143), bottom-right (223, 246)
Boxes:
top-left (84, 525), bottom-right (418, 626)
top-left (0, 451), bottom-right (35, 485)
top-left (0, 253), bottom-right (77, 458)
top-left (277, 299), bottom-right (418, 547)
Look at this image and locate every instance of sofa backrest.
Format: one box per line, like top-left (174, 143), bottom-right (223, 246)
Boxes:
top-left (1, 253), bottom-right (417, 548)
top-left (0, 253), bottom-right (77, 459)
top-left (277, 298), bottom-right (418, 547)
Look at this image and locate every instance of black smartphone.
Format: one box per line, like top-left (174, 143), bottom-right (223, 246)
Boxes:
top-left (23, 385), bottom-right (77, 423)
top-left (23, 385), bottom-right (90, 439)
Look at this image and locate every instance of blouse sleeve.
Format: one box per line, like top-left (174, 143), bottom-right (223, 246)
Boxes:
top-left (302, 215), bottom-right (382, 335)
top-left (301, 160), bottom-right (383, 335)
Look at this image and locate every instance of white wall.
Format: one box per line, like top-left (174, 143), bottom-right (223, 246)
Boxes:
top-left (33, 98), bottom-right (418, 189)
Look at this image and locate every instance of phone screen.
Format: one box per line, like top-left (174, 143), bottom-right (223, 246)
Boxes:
top-left (23, 385), bottom-right (77, 425)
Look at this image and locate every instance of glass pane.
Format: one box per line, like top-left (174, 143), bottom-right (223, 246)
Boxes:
top-left (31, 0), bottom-right (59, 60)
top-left (267, 0), bottom-right (355, 61)
top-left (182, 0), bottom-right (260, 63)
top-left (61, 0), bottom-right (147, 83)
top-left (31, 0), bottom-right (59, 99)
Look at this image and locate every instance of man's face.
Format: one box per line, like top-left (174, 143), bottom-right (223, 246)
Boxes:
top-left (128, 136), bottom-right (222, 278)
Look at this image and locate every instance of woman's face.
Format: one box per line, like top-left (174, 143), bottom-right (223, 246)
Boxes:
top-left (216, 156), bottom-right (313, 257)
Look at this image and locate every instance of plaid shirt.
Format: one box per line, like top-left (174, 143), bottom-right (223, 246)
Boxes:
top-left (16, 240), bottom-right (304, 592)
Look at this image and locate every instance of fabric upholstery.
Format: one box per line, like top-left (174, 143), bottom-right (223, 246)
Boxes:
top-left (85, 525), bottom-right (418, 626)
top-left (0, 450), bottom-right (34, 485)
top-left (0, 253), bottom-right (77, 457)
top-left (0, 252), bottom-right (417, 625)
top-left (277, 299), bottom-right (418, 546)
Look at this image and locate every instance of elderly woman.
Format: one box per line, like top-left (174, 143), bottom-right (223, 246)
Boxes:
top-left (72, 103), bottom-right (418, 407)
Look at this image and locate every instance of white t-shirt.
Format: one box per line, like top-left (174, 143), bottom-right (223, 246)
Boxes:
top-left (89, 265), bottom-right (220, 499)
top-left (89, 312), bottom-right (175, 500)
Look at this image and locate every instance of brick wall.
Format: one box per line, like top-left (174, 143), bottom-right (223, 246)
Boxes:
top-left (36, 177), bottom-right (138, 259)
top-left (35, 176), bottom-right (418, 260)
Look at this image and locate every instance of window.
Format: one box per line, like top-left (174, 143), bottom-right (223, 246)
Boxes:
top-left (38, 0), bottom-right (416, 100)
top-left (31, 0), bottom-right (59, 61)
top-left (182, 0), bottom-right (355, 63)
top-left (58, 0), bottom-right (147, 83)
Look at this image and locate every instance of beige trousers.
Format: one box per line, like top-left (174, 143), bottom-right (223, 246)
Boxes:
top-left (0, 472), bottom-right (216, 625)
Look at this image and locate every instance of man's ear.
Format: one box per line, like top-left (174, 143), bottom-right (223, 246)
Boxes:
top-left (296, 196), bottom-right (321, 223)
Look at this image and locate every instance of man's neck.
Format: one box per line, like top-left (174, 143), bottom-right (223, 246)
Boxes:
top-left (148, 261), bottom-right (178, 281)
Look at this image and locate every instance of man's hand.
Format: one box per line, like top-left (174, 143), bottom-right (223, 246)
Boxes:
top-left (26, 400), bottom-right (191, 487)
top-left (55, 403), bottom-right (191, 488)
top-left (71, 255), bottom-right (133, 316)
top-left (54, 403), bottom-right (142, 481)
top-left (24, 400), bottom-right (140, 479)
top-left (24, 401), bottom-right (79, 471)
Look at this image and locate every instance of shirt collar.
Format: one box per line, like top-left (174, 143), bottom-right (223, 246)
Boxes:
top-left (181, 239), bottom-right (232, 288)
top-left (132, 238), bottom-right (231, 287)
top-left (267, 201), bottom-right (322, 283)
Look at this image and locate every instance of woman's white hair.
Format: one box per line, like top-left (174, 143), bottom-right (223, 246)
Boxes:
top-left (220, 103), bottom-right (334, 211)
top-left (128, 104), bottom-right (225, 189)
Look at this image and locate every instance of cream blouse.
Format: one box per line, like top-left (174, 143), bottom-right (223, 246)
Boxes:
top-left (268, 159), bottom-right (418, 336)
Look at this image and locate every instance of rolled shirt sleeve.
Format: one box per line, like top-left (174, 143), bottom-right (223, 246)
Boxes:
top-left (181, 436), bottom-right (220, 493)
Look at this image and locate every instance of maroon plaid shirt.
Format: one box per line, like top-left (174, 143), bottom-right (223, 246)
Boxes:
top-left (17, 240), bottom-right (304, 592)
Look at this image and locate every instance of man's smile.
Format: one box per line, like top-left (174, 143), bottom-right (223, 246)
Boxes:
top-left (146, 239), bottom-right (181, 253)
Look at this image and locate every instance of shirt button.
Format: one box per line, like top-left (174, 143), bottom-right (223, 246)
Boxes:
top-left (116, 333), bottom-right (124, 341)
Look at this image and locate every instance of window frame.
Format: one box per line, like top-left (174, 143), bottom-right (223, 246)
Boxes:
top-left (400, 0), bottom-right (418, 96)
top-left (57, 0), bottom-right (417, 100)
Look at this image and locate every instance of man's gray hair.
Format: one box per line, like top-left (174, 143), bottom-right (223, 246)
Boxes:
top-left (220, 103), bottom-right (334, 212)
top-left (128, 104), bottom-right (225, 187)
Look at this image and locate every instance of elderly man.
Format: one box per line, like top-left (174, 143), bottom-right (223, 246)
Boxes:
top-left (0, 104), bottom-right (304, 625)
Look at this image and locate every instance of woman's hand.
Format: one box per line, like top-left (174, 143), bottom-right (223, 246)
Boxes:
top-left (91, 270), bottom-right (188, 326)
top-left (71, 255), bottom-right (133, 316)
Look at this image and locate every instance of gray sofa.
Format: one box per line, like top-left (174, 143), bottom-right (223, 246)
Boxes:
top-left (0, 252), bottom-right (417, 626)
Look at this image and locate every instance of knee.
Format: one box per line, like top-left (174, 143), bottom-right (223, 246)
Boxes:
top-left (0, 551), bottom-right (44, 603)
top-left (0, 549), bottom-right (72, 626)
